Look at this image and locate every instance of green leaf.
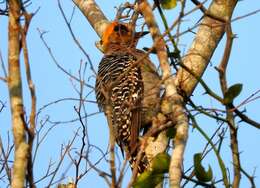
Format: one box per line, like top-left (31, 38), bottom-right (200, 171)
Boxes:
top-left (151, 153), bottom-right (170, 173)
top-left (166, 127), bottom-right (176, 138)
top-left (134, 153), bottom-right (170, 188)
top-left (133, 171), bottom-right (163, 188)
top-left (194, 153), bottom-right (213, 182)
top-left (160, 0), bottom-right (177, 10)
top-left (223, 83), bottom-right (243, 104)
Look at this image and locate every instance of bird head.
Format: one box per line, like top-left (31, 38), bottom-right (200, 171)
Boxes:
top-left (98, 21), bottom-right (149, 53)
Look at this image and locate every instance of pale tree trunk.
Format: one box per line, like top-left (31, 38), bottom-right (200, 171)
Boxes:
top-left (176, 0), bottom-right (238, 95)
top-left (72, 0), bottom-right (110, 38)
top-left (8, 1), bottom-right (29, 187)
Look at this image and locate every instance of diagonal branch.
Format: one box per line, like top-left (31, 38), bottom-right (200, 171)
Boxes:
top-left (176, 0), bottom-right (238, 96)
top-left (58, 0), bottom-right (97, 76)
top-left (72, 0), bottom-right (110, 38)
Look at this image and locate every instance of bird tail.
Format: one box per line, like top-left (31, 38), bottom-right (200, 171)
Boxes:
top-left (128, 148), bottom-right (149, 173)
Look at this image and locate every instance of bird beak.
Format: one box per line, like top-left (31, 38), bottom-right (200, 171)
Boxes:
top-left (134, 31), bottom-right (150, 39)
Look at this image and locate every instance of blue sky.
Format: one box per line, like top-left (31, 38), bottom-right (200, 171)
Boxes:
top-left (0, 0), bottom-right (260, 187)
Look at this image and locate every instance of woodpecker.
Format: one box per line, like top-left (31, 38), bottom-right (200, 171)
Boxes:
top-left (95, 21), bottom-right (160, 172)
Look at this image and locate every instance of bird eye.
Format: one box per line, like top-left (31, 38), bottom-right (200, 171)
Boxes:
top-left (113, 25), bottom-right (120, 32)
top-left (114, 24), bottom-right (129, 33)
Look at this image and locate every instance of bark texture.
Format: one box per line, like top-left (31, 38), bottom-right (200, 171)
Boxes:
top-left (176, 0), bottom-right (238, 95)
top-left (73, 0), bottom-right (110, 38)
top-left (138, 1), bottom-right (189, 187)
top-left (8, 1), bottom-right (29, 188)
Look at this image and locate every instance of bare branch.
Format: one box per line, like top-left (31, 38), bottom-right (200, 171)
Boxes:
top-left (37, 28), bottom-right (94, 89)
top-left (58, 0), bottom-right (97, 76)
top-left (0, 136), bottom-right (12, 184)
top-left (0, 50), bottom-right (7, 78)
top-left (0, 100), bottom-right (6, 112)
top-left (232, 8), bottom-right (260, 22)
top-left (47, 131), bottom-right (79, 187)
top-left (217, 22), bottom-right (241, 188)
top-left (240, 166), bottom-right (256, 188)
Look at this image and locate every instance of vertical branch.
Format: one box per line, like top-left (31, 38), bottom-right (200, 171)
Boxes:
top-left (137, 0), bottom-right (170, 163)
top-left (73, 61), bottom-right (89, 187)
top-left (8, 0), bottom-right (29, 188)
top-left (138, 1), bottom-right (189, 188)
top-left (217, 23), bottom-right (241, 188)
top-left (74, 109), bottom-right (87, 186)
top-left (105, 105), bottom-right (117, 188)
top-left (21, 11), bottom-right (36, 188)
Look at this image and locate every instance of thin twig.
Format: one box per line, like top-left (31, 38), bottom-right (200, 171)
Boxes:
top-left (0, 100), bottom-right (6, 112)
top-left (0, 50), bottom-right (7, 78)
top-left (232, 8), bottom-right (260, 22)
top-left (217, 22), bottom-right (241, 188)
top-left (105, 105), bottom-right (117, 188)
top-left (189, 114), bottom-right (228, 188)
top-left (0, 136), bottom-right (12, 184)
top-left (58, 0), bottom-right (97, 75)
top-left (47, 130), bottom-right (79, 187)
top-left (240, 166), bottom-right (256, 188)
top-left (37, 97), bottom-right (96, 117)
top-left (37, 28), bottom-right (94, 89)
top-left (73, 106), bottom-right (88, 185)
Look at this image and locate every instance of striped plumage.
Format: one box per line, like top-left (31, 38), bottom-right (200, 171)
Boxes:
top-left (95, 22), bottom-right (160, 173)
top-left (96, 53), bottom-right (143, 152)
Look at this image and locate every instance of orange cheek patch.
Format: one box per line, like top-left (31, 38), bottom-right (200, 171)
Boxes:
top-left (101, 21), bottom-right (118, 48)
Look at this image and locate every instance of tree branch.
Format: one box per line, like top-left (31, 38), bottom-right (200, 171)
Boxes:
top-left (20, 10), bottom-right (36, 188)
top-left (217, 22), bottom-right (241, 188)
top-left (138, 1), bottom-right (189, 188)
top-left (72, 0), bottom-right (110, 38)
top-left (58, 0), bottom-right (97, 76)
top-left (176, 0), bottom-right (238, 96)
top-left (8, 1), bottom-right (29, 187)
top-left (174, 1), bottom-right (239, 187)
